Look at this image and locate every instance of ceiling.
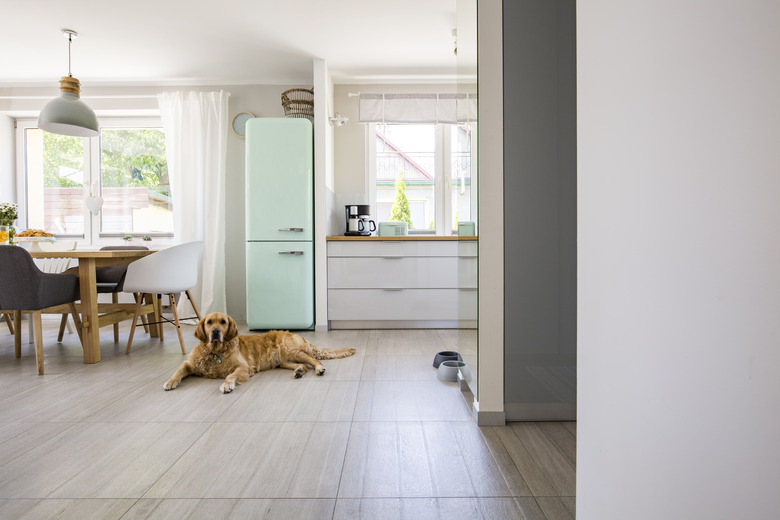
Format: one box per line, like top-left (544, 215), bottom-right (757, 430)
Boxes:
top-left (1, 0), bottom-right (467, 87)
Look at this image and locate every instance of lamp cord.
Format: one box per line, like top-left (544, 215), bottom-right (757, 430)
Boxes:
top-left (67, 33), bottom-right (72, 77)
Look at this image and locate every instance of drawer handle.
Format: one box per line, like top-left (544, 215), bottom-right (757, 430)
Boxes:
top-left (278, 227), bottom-right (304, 232)
top-left (381, 257), bottom-right (403, 260)
top-left (382, 288), bottom-right (403, 291)
top-left (278, 251), bottom-right (304, 255)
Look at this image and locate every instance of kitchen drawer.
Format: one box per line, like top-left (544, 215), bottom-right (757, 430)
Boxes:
top-left (328, 257), bottom-right (477, 289)
top-left (328, 240), bottom-right (476, 258)
top-left (328, 288), bottom-right (477, 321)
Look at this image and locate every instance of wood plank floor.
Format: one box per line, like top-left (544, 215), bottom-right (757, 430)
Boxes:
top-left (0, 319), bottom-right (575, 519)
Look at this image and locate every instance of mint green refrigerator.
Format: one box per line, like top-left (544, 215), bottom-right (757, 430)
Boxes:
top-left (245, 118), bottom-right (313, 329)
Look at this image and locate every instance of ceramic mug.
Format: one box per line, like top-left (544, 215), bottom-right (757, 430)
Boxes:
top-left (358, 219), bottom-right (376, 232)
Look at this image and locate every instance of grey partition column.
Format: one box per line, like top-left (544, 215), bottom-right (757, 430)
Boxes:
top-left (502, 0), bottom-right (577, 421)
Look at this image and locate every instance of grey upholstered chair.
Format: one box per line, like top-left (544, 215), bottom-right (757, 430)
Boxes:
top-left (0, 246), bottom-right (82, 374)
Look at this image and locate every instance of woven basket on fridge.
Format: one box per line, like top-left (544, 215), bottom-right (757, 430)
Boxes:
top-left (281, 88), bottom-right (314, 121)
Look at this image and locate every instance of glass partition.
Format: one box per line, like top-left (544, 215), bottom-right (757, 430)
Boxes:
top-left (457, 0), bottom-right (478, 399)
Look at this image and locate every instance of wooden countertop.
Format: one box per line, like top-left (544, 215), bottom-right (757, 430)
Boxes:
top-left (327, 236), bottom-right (477, 241)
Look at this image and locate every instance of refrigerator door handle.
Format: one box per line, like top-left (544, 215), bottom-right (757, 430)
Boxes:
top-left (278, 227), bottom-right (304, 232)
top-left (278, 251), bottom-right (305, 255)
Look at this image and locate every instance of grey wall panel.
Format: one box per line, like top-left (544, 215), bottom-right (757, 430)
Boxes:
top-left (503, 0), bottom-right (577, 419)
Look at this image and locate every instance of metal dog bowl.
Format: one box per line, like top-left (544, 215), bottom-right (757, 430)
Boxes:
top-left (433, 350), bottom-right (462, 368)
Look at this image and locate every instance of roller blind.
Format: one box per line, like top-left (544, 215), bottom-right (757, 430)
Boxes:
top-left (358, 93), bottom-right (478, 124)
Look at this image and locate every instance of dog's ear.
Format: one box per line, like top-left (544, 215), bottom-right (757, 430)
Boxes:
top-left (225, 316), bottom-right (239, 342)
top-left (194, 317), bottom-right (208, 342)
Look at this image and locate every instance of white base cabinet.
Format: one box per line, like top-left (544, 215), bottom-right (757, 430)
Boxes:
top-left (327, 240), bottom-right (477, 329)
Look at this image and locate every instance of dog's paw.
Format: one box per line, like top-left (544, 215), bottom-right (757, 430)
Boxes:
top-left (220, 380), bottom-right (236, 394)
top-left (315, 366), bottom-right (325, 376)
top-left (293, 367), bottom-right (305, 378)
top-left (163, 379), bottom-right (179, 391)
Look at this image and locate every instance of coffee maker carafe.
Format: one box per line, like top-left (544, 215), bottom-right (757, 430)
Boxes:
top-left (345, 205), bottom-right (376, 236)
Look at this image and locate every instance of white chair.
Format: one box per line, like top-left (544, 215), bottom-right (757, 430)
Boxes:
top-left (34, 240), bottom-right (78, 273)
top-left (122, 241), bottom-right (204, 355)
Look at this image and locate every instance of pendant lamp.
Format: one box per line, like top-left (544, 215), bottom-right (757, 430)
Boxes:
top-left (38, 29), bottom-right (99, 137)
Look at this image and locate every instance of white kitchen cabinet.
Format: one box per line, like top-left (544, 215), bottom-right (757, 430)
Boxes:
top-left (327, 239), bottom-right (477, 329)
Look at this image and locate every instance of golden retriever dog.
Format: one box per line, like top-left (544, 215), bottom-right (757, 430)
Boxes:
top-left (163, 312), bottom-right (356, 394)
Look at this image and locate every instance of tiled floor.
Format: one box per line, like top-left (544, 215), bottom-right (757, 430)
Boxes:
top-left (0, 318), bottom-right (575, 519)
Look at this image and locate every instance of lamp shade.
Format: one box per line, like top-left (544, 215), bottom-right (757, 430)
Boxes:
top-left (38, 76), bottom-right (99, 137)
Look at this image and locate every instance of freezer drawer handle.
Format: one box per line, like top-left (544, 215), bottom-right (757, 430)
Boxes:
top-left (278, 227), bottom-right (304, 232)
top-left (278, 251), bottom-right (304, 255)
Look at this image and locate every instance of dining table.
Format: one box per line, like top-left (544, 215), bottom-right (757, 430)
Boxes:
top-left (29, 248), bottom-right (160, 364)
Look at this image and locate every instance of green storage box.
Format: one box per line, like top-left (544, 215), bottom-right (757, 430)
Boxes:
top-left (458, 221), bottom-right (476, 236)
top-left (378, 222), bottom-right (408, 236)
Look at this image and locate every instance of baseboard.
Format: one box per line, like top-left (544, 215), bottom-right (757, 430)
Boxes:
top-left (504, 402), bottom-right (577, 422)
top-left (459, 384), bottom-right (506, 426)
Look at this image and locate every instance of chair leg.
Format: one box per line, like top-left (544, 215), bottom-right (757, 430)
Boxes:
top-left (156, 294), bottom-right (164, 342)
top-left (185, 290), bottom-right (203, 321)
top-left (57, 314), bottom-right (68, 342)
top-left (112, 293), bottom-right (119, 343)
top-left (69, 303), bottom-right (83, 345)
top-left (134, 293), bottom-right (149, 333)
top-left (169, 293), bottom-right (187, 355)
top-left (32, 311), bottom-right (44, 375)
top-left (125, 293), bottom-right (144, 355)
top-left (3, 313), bottom-right (13, 334)
top-left (14, 311), bottom-right (22, 358)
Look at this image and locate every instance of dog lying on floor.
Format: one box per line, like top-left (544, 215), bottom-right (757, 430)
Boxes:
top-left (163, 312), bottom-right (357, 394)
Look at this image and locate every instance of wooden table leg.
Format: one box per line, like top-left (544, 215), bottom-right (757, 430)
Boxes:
top-left (78, 258), bottom-right (101, 364)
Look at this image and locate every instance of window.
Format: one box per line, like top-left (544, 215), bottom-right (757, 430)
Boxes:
top-left (16, 118), bottom-right (173, 246)
top-left (371, 122), bottom-right (475, 235)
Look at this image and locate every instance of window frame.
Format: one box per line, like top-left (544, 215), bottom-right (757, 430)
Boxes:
top-left (15, 117), bottom-right (175, 248)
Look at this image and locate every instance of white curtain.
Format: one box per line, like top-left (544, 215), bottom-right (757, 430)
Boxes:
top-left (157, 90), bottom-right (230, 319)
top-left (358, 93), bottom-right (478, 124)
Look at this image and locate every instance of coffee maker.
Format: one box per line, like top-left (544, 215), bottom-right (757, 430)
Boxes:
top-left (344, 205), bottom-right (376, 236)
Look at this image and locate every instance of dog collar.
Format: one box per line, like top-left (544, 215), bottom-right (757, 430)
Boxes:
top-left (212, 354), bottom-right (222, 364)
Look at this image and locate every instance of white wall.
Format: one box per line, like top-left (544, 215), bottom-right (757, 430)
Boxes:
top-left (313, 60), bottom-right (334, 330)
top-left (578, 2), bottom-right (780, 518)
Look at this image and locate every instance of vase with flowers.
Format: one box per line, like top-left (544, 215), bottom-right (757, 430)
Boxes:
top-left (0, 202), bottom-right (18, 245)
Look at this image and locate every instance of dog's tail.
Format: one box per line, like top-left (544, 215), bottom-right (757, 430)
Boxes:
top-left (310, 343), bottom-right (357, 360)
